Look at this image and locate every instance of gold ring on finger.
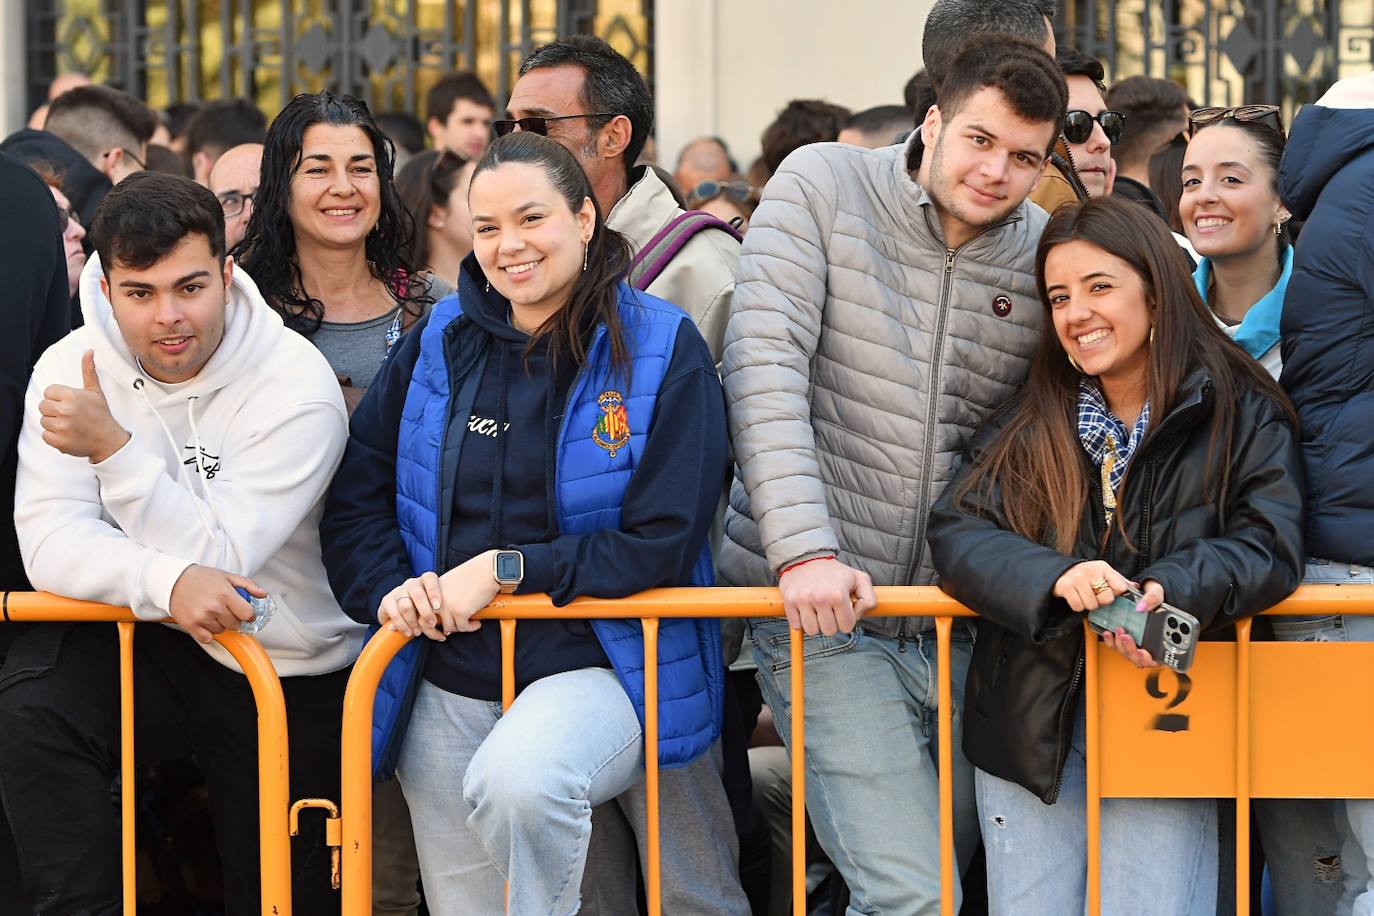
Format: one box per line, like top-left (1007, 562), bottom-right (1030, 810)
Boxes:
top-left (1090, 578), bottom-right (1110, 594)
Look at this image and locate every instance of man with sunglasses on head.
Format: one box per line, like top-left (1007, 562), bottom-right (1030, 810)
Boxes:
top-left (505, 36), bottom-right (740, 361)
top-left (499, 34), bottom-right (750, 916)
top-left (1029, 47), bottom-right (1121, 214)
top-left (208, 143), bottom-right (262, 250)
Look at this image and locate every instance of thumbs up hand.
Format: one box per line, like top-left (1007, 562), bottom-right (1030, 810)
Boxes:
top-left (39, 349), bottom-right (131, 463)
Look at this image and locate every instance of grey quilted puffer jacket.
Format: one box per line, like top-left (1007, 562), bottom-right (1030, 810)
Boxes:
top-left (718, 135), bottom-right (1049, 639)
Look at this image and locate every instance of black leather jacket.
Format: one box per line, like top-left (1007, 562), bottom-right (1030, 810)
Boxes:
top-left (928, 370), bottom-right (1304, 803)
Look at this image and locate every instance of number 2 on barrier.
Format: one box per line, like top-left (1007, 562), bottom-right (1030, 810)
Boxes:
top-left (1146, 669), bottom-right (1193, 733)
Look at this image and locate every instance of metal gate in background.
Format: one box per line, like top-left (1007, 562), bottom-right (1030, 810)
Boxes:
top-left (26, 0), bottom-right (653, 118)
top-left (1061, 0), bottom-right (1374, 118)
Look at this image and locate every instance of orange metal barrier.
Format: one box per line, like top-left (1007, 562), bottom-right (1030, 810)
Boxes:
top-left (336, 584), bottom-right (1374, 916)
top-left (0, 593), bottom-right (294, 916)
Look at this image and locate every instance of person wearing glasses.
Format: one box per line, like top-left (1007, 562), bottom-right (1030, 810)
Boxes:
top-left (208, 143), bottom-right (263, 250)
top-left (395, 148), bottom-right (476, 287)
top-left (0, 84), bottom-right (156, 243)
top-left (504, 36), bottom-right (740, 362)
top-left (1180, 105), bottom-right (1289, 380)
top-left (1274, 73), bottom-right (1374, 916)
top-left (685, 179), bottom-right (758, 233)
top-left (1029, 48), bottom-right (1122, 214)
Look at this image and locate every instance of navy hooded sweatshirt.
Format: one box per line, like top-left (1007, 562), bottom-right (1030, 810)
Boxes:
top-left (321, 258), bottom-right (729, 701)
top-left (1278, 100), bottom-right (1374, 565)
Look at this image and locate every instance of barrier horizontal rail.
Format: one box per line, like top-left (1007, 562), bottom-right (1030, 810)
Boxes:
top-left (0, 593), bottom-right (294, 916)
top-left (339, 584), bottom-right (1374, 916)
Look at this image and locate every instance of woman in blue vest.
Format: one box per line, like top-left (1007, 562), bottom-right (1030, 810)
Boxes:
top-left (319, 131), bottom-right (729, 914)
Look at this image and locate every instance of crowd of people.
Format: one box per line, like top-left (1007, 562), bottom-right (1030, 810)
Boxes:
top-left (0, 1), bottom-right (1372, 914)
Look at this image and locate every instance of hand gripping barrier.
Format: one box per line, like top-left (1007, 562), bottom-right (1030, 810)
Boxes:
top-left (337, 583), bottom-right (1374, 916)
top-left (0, 592), bottom-right (294, 916)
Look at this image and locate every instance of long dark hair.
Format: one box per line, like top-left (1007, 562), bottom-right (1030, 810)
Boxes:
top-left (954, 197), bottom-right (1294, 554)
top-left (470, 132), bottom-right (633, 378)
top-left (395, 147), bottom-right (470, 270)
top-left (233, 91), bottom-right (427, 335)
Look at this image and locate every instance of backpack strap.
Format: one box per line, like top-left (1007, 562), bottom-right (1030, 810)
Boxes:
top-left (628, 211), bottom-right (744, 292)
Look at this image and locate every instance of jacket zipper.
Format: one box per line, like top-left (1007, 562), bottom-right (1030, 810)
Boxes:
top-left (899, 246), bottom-right (956, 652)
top-left (902, 213), bottom-right (1017, 646)
top-left (1056, 138), bottom-right (1091, 201)
top-left (1050, 448), bottom-right (1162, 803)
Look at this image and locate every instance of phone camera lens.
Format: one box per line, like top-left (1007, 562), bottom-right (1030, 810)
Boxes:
top-left (1167, 616), bottom-right (1177, 627)
top-left (1179, 622), bottom-right (1191, 635)
top-left (1170, 632), bottom-right (1183, 645)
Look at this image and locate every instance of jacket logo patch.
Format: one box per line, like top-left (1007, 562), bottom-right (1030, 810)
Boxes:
top-left (592, 390), bottom-right (630, 457)
top-left (993, 295), bottom-right (1013, 317)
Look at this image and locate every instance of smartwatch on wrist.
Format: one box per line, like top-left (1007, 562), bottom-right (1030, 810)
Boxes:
top-left (494, 549), bottom-right (524, 594)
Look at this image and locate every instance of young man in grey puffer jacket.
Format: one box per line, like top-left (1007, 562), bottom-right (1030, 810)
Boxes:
top-left (719, 36), bottom-right (1066, 915)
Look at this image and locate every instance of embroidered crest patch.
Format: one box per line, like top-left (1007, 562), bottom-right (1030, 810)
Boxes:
top-left (592, 390), bottom-right (630, 457)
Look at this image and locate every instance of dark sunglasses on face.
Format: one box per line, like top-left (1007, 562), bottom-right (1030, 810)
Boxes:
top-left (491, 113), bottom-right (619, 137)
top-left (688, 180), bottom-right (755, 205)
top-left (1188, 104), bottom-right (1285, 137)
top-left (1063, 109), bottom-right (1127, 145)
top-left (218, 190), bottom-right (257, 218)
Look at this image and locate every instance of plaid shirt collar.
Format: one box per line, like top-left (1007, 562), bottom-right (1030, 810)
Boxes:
top-left (1077, 379), bottom-right (1150, 493)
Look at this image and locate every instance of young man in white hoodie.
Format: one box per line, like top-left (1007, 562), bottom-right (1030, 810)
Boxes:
top-left (0, 171), bottom-right (362, 915)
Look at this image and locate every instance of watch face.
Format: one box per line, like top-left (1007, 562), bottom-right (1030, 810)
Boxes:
top-left (496, 551), bottom-right (522, 582)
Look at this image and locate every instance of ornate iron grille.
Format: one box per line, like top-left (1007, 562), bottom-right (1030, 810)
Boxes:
top-left (1060, 0), bottom-right (1374, 118)
top-left (27, 0), bottom-right (653, 118)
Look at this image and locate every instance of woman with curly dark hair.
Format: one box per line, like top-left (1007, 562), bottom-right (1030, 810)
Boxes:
top-left (235, 92), bottom-right (450, 413)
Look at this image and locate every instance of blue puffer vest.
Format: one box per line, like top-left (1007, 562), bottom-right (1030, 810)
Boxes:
top-left (369, 282), bottom-right (723, 779)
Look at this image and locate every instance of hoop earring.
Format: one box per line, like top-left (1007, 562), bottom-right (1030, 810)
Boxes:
top-left (485, 278), bottom-right (490, 293)
top-left (1149, 325), bottom-right (1155, 344)
top-left (1274, 221), bottom-right (1282, 237)
top-left (582, 242), bottom-right (589, 273)
top-left (1068, 353), bottom-right (1085, 373)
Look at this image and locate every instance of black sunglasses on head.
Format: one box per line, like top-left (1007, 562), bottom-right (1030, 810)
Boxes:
top-left (1063, 109), bottom-right (1126, 145)
top-left (492, 113), bottom-right (619, 137)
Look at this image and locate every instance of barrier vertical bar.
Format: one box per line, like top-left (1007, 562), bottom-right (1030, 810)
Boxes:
top-left (215, 632), bottom-right (293, 916)
top-left (500, 619), bottom-right (515, 912)
top-left (642, 618), bottom-right (662, 916)
top-left (935, 616), bottom-right (955, 916)
top-left (1083, 625), bottom-right (1101, 916)
top-left (117, 622), bottom-right (136, 916)
top-left (1235, 619), bottom-right (1253, 914)
top-left (790, 628), bottom-right (805, 916)
top-left (500, 620), bottom-right (516, 713)
top-left (340, 627), bottom-right (410, 916)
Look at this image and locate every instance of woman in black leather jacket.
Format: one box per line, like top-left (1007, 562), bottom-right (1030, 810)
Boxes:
top-left (927, 197), bottom-right (1303, 916)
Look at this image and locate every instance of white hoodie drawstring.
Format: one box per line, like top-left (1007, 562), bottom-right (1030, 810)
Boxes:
top-left (132, 378), bottom-right (219, 540)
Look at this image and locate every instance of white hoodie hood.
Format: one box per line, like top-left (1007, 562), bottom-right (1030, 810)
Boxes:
top-left (15, 256), bottom-right (364, 676)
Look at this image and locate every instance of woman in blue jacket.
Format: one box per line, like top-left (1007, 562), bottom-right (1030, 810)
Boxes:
top-left (319, 131), bottom-right (730, 915)
top-left (1179, 106), bottom-right (1290, 380)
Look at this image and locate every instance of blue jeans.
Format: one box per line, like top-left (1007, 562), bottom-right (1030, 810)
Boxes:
top-left (396, 670), bottom-right (644, 916)
top-left (748, 619), bottom-right (978, 916)
top-left (1262, 559), bottom-right (1374, 916)
top-left (976, 699), bottom-right (1217, 916)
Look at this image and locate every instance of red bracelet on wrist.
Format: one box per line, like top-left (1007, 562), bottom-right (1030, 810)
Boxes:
top-left (779, 555), bottom-right (837, 576)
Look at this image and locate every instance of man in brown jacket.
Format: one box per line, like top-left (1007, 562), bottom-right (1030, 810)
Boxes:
top-left (1029, 47), bottom-right (1119, 213)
